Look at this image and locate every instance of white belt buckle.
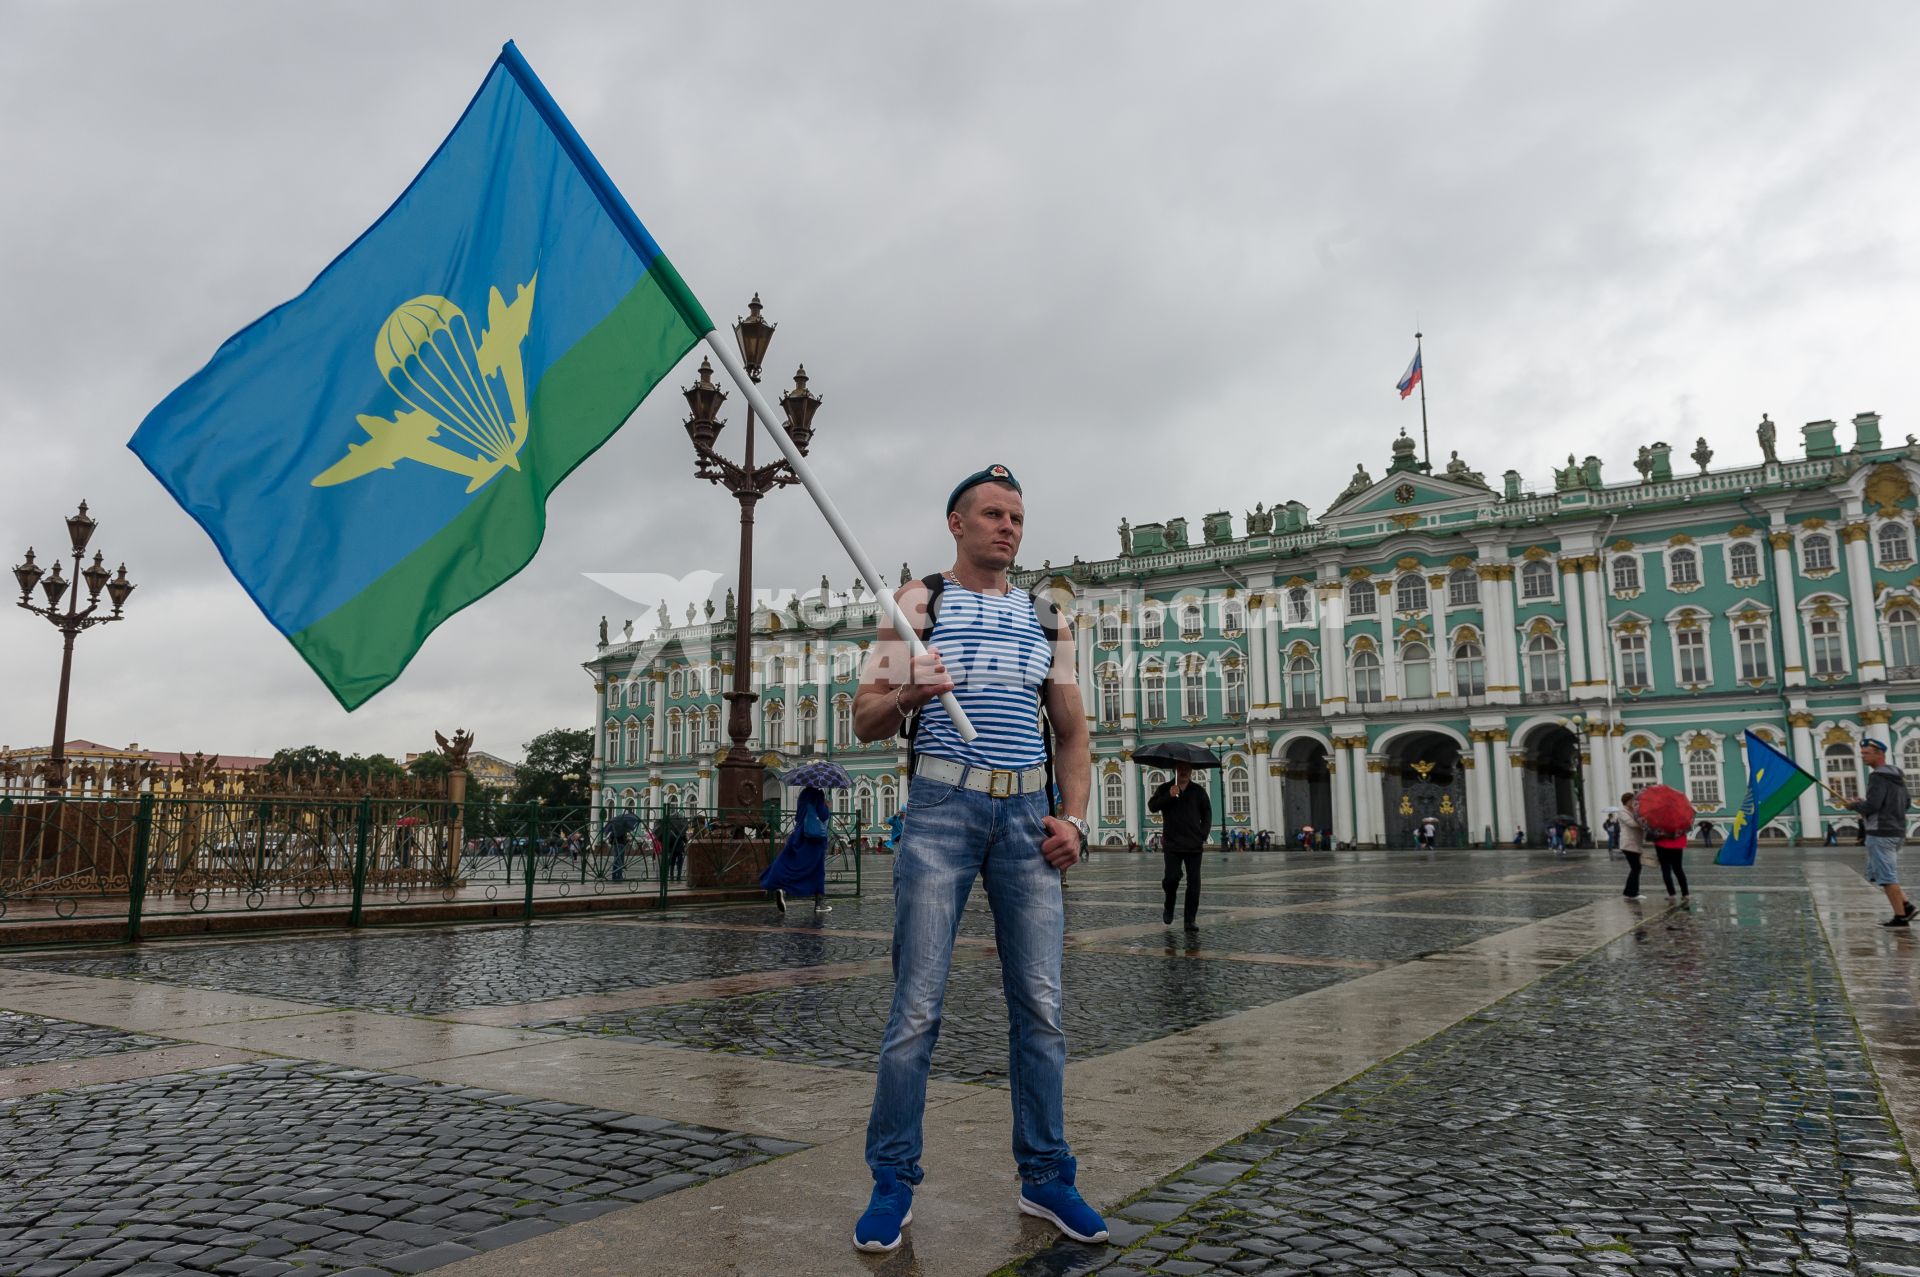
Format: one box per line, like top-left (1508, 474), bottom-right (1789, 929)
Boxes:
top-left (988, 769), bottom-right (1016, 798)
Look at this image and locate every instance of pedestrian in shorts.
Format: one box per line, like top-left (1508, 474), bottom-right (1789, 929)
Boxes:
top-left (1840, 738), bottom-right (1915, 928)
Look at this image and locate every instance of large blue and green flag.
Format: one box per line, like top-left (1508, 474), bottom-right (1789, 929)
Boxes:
top-left (130, 43), bottom-right (713, 710)
top-left (1718, 730), bottom-right (1818, 866)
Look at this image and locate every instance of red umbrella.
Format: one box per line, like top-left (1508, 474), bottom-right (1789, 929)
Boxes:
top-left (1634, 785), bottom-right (1695, 840)
top-left (395, 816), bottom-right (424, 826)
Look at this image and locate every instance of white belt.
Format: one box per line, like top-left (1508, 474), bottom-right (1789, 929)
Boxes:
top-left (914, 755), bottom-right (1048, 798)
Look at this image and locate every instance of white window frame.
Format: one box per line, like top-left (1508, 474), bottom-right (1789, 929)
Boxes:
top-left (1520, 559), bottom-right (1556, 601)
top-left (1347, 580), bottom-right (1378, 617)
top-left (1611, 554), bottom-right (1641, 593)
top-left (1141, 606), bottom-right (1165, 645)
top-left (1667, 547), bottom-right (1700, 588)
top-left (1616, 629), bottom-right (1650, 691)
top-left (1672, 623), bottom-right (1711, 686)
top-left (1727, 540), bottom-right (1761, 581)
top-left (1805, 603), bottom-right (1850, 677)
top-left (1180, 603), bottom-right (1204, 641)
top-left (1142, 660), bottom-right (1167, 722)
top-left (1401, 640), bottom-right (1433, 699)
top-left (1285, 586), bottom-right (1312, 625)
top-left (1735, 622), bottom-right (1771, 681)
top-left (1447, 568), bottom-right (1479, 608)
top-left (1181, 655), bottom-right (1208, 718)
top-left (1880, 521), bottom-right (1914, 567)
top-left (1350, 649), bottom-right (1383, 704)
top-left (1227, 765), bottom-right (1251, 820)
top-left (1823, 741), bottom-right (1860, 801)
top-left (1452, 640), bottom-right (1486, 697)
top-left (1221, 599), bottom-right (1247, 636)
top-left (1628, 748), bottom-right (1660, 789)
top-left (1524, 632), bottom-right (1564, 693)
top-left (834, 694), bottom-right (853, 745)
top-left (1685, 746), bottom-right (1722, 809)
top-left (1097, 612), bottom-right (1122, 647)
top-left (1288, 652), bottom-right (1319, 709)
top-left (1395, 573), bottom-right (1429, 613)
top-left (1102, 771), bottom-right (1125, 822)
top-left (1887, 606), bottom-right (1920, 670)
top-left (1802, 533), bottom-right (1835, 574)
top-left (1098, 663), bottom-right (1122, 727)
top-left (1224, 659), bottom-right (1248, 716)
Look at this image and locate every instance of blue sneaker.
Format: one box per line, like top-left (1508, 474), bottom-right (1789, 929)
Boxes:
top-left (1018, 1158), bottom-right (1108, 1244)
top-left (854, 1171), bottom-right (913, 1252)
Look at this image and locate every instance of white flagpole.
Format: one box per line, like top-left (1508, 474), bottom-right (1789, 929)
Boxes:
top-left (702, 331), bottom-right (977, 742)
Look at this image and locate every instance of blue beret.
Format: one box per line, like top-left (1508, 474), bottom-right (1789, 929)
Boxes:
top-left (946, 464), bottom-right (1021, 515)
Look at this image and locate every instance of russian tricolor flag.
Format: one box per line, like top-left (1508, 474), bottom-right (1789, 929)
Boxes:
top-left (1396, 348), bottom-right (1422, 399)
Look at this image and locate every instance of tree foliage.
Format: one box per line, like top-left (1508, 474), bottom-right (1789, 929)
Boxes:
top-left (509, 728), bottom-right (593, 807)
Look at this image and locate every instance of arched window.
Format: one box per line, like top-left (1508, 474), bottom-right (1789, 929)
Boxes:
top-left (1686, 747), bottom-right (1721, 808)
top-left (1141, 606), bottom-right (1164, 644)
top-left (1728, 541), bottom-right (1760, 580)
top-left (1448, 568), bottom-right (1479, 607)
top-left (669, 710), bottom-right (687, 756)
top-left (765, 700), bottom-right (785, 744)
top-left (833, 648), bottom-right (859, 682)
top-left (1286, 587), bottom-right (1311, 624)
top-left (1224, 660), bottom-right (1248, 715)
top-left (1902, 738), bottom-right (1920, 785)
top-left (1350, 649), bottom-right (1383, 704)
top-left (1802, 534), bottom-right (1834, 573)
top-left (1616, 629), bottom-right (1650, 690)
top-left (1180, 604), bottom-right (1204, 641)
top-left (708, 666), bottom-right (722, 695)
top-left (1346, 580), bottom-right (1377, 616)
top-left (1524, 633), bottom-right (1563, 693)
top-left (1735, 622), bottom-right (1771, 681)
top-left (625, 722), bottom-right (642, 765)
top-left (1395, 573), bottom-right (1428, 613)
top-left (856, 785), bottom-right (875, 829)
top-left (1221, 599), bottom-right (1246, 635)
top-left (1668, 547), bottom-right (1699, 587)
top-left (662, 783), bottom-right (680, 807)
top-left (797, 700), bottom-right (818, 746)
top-left (1097, 612), bottom-right (1122, 646)
top-left (703, 706), bottom-right (720, 750)
top-left (879, 778), bottom-right (899, 820)
top-left (1401, 641), bottom-right (1432, 699)
top-left (1288, 653), bottom-right (1319, 709)
top-left (1142, 661), bottom-right (1167, 722)
top-left (1182, 656), bottom-right (1208, 718)
top-left (622, 789), bottom-right (638, 813)
top-left (831, 786), bottom-right (850, 816)
top-left (1102, 771), bottom-right (1124, 822)
top-left (1809, 612), bottom-right (1847, 675)
top-left (605, 720), bottom-right (620, 764)
top-left (1629, 748), bottom-right (1659, 788)
top-left (1520, 560), bottom-right (1554, 600)
top-left (834, 695), bottom-right (853, 745)
top-left (1889, 607), bottom-right (1920, 669)
top-left (1824, 741), bottom-right (1860, 801)
top-left (1880, 523), bottom-right (1913, 566)
top-left (1227, 766), bottom-right (1251, 820)
top-left (767, 656), bottom-right (785, 685)
top-left (1452, 641), bottom-right (1485, 697)
top-left (668, 669), bottom-right (683, 697)
top-left (1098, 664), bottom-right (1122, 726)
top-left (1612, 554), bottom-right (1641, 593)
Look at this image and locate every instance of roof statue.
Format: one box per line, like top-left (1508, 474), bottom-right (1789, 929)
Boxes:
top-left (1246, 503), bottom-right (1273, 535)
top-left (1757, 414), bottom-right (1778, 464)
top-left (1117, 517), bottom-right (1132, 555)
top-left (1339, 463), bottom-right (1373, 501)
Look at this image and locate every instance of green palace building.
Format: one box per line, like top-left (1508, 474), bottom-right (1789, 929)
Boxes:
top-left (586, 411), bottom-right (1920, 848)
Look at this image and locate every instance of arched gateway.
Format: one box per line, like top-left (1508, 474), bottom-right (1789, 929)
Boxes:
top-left (1382, 731), bottom-right (1467, 847)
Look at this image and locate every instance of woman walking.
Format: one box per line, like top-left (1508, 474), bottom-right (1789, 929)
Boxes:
top-left (760, 784), bottom-right (833, 914)
top-left (1617, 792), bottom-right (1646, 899)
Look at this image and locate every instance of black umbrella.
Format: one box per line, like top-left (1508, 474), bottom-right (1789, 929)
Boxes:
top-left (605, 812), bottom-right (639, 837)
top-left (1132, 741), bottom-right (1223, 769)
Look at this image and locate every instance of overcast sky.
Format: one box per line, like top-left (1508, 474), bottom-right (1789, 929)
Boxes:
top-left (5, 1), bottom-right (1920, 762)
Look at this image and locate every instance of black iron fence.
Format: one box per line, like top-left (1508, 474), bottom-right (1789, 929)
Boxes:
top-left (0, 795), bottom-right (860, 941)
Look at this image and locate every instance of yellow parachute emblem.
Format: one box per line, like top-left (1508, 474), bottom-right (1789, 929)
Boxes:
top-left (312, 275), bottom-right (536, 493)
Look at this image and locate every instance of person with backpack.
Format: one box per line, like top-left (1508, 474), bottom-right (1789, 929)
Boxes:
top-left (847, 464), bottom-right (1104, 1254)
top-left (1840, 738), bottom-right (1915, 928)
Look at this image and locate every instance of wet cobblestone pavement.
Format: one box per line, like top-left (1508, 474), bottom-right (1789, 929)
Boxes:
top-left (1007, 891), bottom-right (1920, 1276)
top-left (5, 921), bottom-right (891, 1012)
top-left (554, 948), bottom-right (1355, 1082)
top-left (1138, 911), bottom-right (1520, 960)
top-left (0, 1011), bottom-right (169, 1069)
top-left (0, 1060), bottom-right (804, 1276)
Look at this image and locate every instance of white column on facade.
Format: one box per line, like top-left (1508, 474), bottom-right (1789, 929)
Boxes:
top-left (1560, 560), bottom-right (1591, 691)
top-left (1489, 731), bottom-right (1516, 839)
top-left (1789, 712), bottom-right (1821, 839)
top-left (1330, 740), bottom-right (1355, 846)
top-left (1843, 520), bottom-right (1886, 681)
top-left (1380, 591), bottom-right (1402, 703)
top-left (1247, 742), bottom-right (1268, 833)
top-left (1585, 722), bottom-right (1614, 812)
top-left (1346, 739), bottom-right (1374, 845)
top-left (1122, 755), bottom-right (1141, 845)
top-left (1468, 733), bottom-right (1494, 843)
top-left (697, 768), bottom-right (713, 809)
top-left (1771, 529), bottom-right (1807, 687)
top-left (1119, 600), bottom-right (1138, 729)
top-left (1429, 574), bottom-right (1453, 697)
top-left (1264, 593), bottom-right (1286, 709)
top-left (1248, 599), bottom-right (1270, 713)
top-left (1481, 562), bottom-right (1521, 702)
top-left (1319, 579), bottom-right (1349, 709)
top-left (782, 643), bottom-right (802, 751)
top-left (1581, 559), bottom-right (1611, 694)
top-left (1268, 754), bottom-right (1287, 834)
top-left (649, 671), bottom-right (668, 763)
top-left (812, 644), bottom-right (830, 754)
top-left (1364, 753), bottom-right (1388, 847)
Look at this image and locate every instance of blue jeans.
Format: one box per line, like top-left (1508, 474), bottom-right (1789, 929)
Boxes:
top-left (865, 774), bottom-right (1070, 1187)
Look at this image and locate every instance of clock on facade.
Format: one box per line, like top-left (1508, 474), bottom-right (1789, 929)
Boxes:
top-left (1394, 482), bottom-right (1416, 505)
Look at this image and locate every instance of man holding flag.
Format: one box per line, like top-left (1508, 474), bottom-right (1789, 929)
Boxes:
top-left (1840, 738), bottom-right (1915, 927)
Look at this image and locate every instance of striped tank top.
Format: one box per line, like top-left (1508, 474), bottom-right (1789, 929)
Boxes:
top-left (914, 580), bottom-right (1051, 770)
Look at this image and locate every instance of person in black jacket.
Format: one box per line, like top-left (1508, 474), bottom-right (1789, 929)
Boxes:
top-left (1840, 738), bottom-right (1914, 927)
top-left (1149, 764), bottom-right (1211, 931)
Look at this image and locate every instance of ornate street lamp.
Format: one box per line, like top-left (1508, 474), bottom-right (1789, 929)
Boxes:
top-left (13, 501), bottom-right (136, 795)
top-left (682, 295), bottom-right (822, 831)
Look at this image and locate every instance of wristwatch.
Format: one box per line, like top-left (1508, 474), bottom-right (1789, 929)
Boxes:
top-left (1064, 815), bottom-right (1090, 846)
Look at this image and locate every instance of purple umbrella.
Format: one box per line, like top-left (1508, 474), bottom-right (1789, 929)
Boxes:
top-left (782, 760), bottom-right (853, 790)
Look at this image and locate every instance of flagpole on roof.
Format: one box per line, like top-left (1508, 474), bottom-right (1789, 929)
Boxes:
top-left (1416, 330), bottom-right (1430, 470)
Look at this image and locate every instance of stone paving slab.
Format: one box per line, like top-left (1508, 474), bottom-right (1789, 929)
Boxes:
top-left (1008, 890), bottom-right (1920, 1276)
top-left (553, 950), bottom-right (1356, 1082)
top-left (0, 1010), bottom-right (170, 1069)
top-left (4, 921), bottom-right (892, 1012)
top-left (1139, 910), bottom-right (1523, 961)
top-left (0, 1059), bottom-right (806, 1276)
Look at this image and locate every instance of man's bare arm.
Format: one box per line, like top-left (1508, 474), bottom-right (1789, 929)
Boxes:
top-left (1043, 623), bottom-right (1090, 821)
top-left (853, 581), bottom-right (949, 742)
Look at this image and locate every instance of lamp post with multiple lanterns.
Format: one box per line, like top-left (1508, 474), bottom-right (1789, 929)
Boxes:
top-left (12, 502), bottom-right (136, 796)
top-left (683, 295), bottom-right (822, 830)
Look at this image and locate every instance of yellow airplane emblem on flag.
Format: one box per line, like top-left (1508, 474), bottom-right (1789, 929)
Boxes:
top-left (312, 275), bottom-right (537, 493)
